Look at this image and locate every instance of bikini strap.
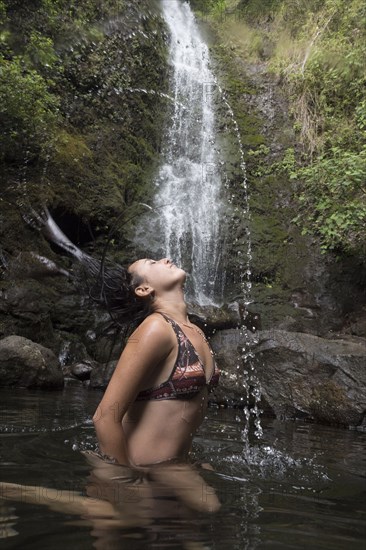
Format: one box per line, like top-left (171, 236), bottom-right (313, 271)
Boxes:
top-left (154, 312), bottom-right (181, 338)
top-left (155, 311), bottom-right (170, 322)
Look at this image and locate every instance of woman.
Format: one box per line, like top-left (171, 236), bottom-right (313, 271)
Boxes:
top-left (92, 256), bottom-right (220, 467)
top-left (0, 257), bottom-right (221, 541)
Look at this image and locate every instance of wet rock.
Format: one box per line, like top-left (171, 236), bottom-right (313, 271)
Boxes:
top-left (92, 335), bottom-right (123, 363)
top-left (342, 307), bottom-right (366, 338)
top-left (0, 335), bottom-right (64, 388)
top-left (0, 280), bottom-right (56, 320)
top-left (56, 333), bottom-right (92, 366)
top-left (188, 302), bottom-right (261, 333)
top-left (209, 328), bottom-right (247, 403)
top-left (209, 328), bottom-right (274, 413)
top-left (210, 329), bottom-right (366, 426)
top-left (71, 360), bottom-right (97, 381)
top-left (188, 303), bottom-right (239, 331)
top-left (0, 279), bottom-right (57, 347)
top-left (89, 360), bottom-right (117, 389)
top-left (50, 293), bottom-right (95, 333)
top-left (6, 252), bottom-right (70, 279)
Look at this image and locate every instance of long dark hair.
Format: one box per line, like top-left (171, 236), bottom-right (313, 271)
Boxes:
top-left (79, 255), bottom-right (152, 342)
top-left (38, 207), bottom-right (153, 341)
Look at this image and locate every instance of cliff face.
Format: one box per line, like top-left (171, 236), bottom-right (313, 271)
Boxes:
top-left (0, 0), bottom-right (170, 354)
top-left (210, 45), bottom-right (366, 337)
top-left (194, 2), bottom-right (366, 338)
top-left (1, 0), bottom-right (170, 262)
top-left (189, 3), bottom-right (366, 427)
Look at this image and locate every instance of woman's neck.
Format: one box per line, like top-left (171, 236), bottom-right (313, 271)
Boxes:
top-left (153, 289), bottom-right (189, 324)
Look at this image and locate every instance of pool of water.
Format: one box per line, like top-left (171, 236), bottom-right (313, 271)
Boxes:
top-left (0, 383), bottom-right (365, 549)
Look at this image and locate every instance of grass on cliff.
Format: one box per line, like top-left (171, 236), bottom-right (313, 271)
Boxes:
top-left (192, 0), bottom-right (366, 258)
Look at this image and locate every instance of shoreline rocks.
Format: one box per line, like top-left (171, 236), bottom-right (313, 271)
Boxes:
top-left (0, 335), bottom-right (64, 389)
top-left (211, 328), bottom-right (366, 428)
top-left (1, 327), bottom-right (364, 429)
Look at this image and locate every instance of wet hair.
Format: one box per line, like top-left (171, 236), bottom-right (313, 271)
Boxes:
top-left (78, 256), bottom-right (152, 341)
top-left (65, 201), bottom-right (161, 337)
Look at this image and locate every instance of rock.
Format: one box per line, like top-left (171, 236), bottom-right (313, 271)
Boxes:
top-left (50, 293), bottom-right (96, 333)
top-left (92, 333), bottom-right (124, 364)
top-left (0, 280), bottom-right (56, 320)
top-left (342, 307), bottom-right (366, 338)
top-left (0, 335), bottom-right (64, 388)
top-left (188, 303), bottom-right (239, 331)
top-left (187, 302), bottom-right (261, 333)
top-left (210, 329), bottom-right (366, 426)
top-left (6, 252), bottom-right (70, 280)
top-left (89, 360), bottom-right (117, 389)
top-left (71, 360), bottom-right (97, 381)
top-left (56, 335), bottom-right (91, 366)
top-left (209, 328), bottom-right (248, 402)
top-left (0, 279), bottom-right (57, 348)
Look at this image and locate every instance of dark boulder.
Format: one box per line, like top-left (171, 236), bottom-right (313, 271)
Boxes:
top-left (70, 359), bottom-right (98, 381)
top-left (0, 335), bottom-right (64, 389)
top-left (210, 329), bottom-right (366, 426)
top-left (188, 302), bottom-right (261, 333)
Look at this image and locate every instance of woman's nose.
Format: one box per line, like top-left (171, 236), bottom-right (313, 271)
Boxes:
top-left (160, 258), bottom-right (171, 264)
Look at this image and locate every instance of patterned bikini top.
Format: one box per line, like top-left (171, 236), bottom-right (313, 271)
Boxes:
top-left (135, 313), bottom-right (220, 401)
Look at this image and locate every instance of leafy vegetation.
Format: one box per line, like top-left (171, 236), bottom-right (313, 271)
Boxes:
top-left (0, 0), bottom-right (169, 260)
top-left (191, 0), bottom-right (366, 257)
top-left (0, 55), bottom-right (59, 162)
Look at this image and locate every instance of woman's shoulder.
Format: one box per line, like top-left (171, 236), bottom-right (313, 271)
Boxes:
top-left (128, 312), bottom-right (174, 344)
top-left (139, 311), bottom-right (168, 328)
top-left (121, 313), bottom-right (175, 364)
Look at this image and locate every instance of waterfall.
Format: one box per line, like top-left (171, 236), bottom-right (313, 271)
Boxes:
top-left (134, 0), bottom-right (226, 305)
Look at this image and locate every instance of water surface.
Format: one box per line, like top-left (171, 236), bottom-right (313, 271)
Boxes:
top-left (0, 384), bottom-right (365, 549)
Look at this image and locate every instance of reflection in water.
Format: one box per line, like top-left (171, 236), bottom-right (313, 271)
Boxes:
top-left (0, 387), bottom-right (366, 549)
top-left (82, 451), bottom-right (221, 549)
top-left (1, 455), bottom-right (220, 549)
top-left (0, 502), bottom-right (18, 539)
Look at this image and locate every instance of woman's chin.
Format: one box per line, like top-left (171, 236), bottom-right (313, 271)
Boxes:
top-left (176, 267), bottom-right (187, 282)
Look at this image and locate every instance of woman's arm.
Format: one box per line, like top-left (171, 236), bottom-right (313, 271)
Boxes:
top-left (92, 315), bottom-right (173, 466)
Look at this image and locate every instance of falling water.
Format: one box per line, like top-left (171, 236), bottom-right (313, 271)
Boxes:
top-left (214, 83), bottom-right (263, 442)
top-left (134, 0), bottom-right (226, 305)
top-left (133, 0), bottom-right (263, 437)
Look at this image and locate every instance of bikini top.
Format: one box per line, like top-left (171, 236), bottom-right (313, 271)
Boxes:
top-left (135, 313), bottom-right (220, 401)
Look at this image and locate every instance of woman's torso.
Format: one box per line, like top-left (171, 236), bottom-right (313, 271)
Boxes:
top-left (122, 313), bottom-right (219, 466)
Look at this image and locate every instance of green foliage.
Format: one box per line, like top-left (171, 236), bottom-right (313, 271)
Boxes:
top-left (238, 0), bottom-right (282, 21)
top-left (278, 147), bottom-right (296, 174)
top-left (25, 31), bottom-right (58, 69)
top-left (189, 0), bottom-right (220, 13)
top-left (0, 1), bottom-right (6, 23)
top-left (291, 146), bottom-right (366, 253)
top-left (247, 145), bottom-right (271, 177)
top-left (0, 55), bottom-right (59, 162)
top-left (0, 0), bottom-right (169, 258)
top-left (224, 0), bottom-right (366, 256)
top-left (282, 0), bottom-right (366, 255)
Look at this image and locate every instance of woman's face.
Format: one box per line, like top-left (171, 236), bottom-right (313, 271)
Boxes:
top-left (128, 258), bottom-right (186, 294)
